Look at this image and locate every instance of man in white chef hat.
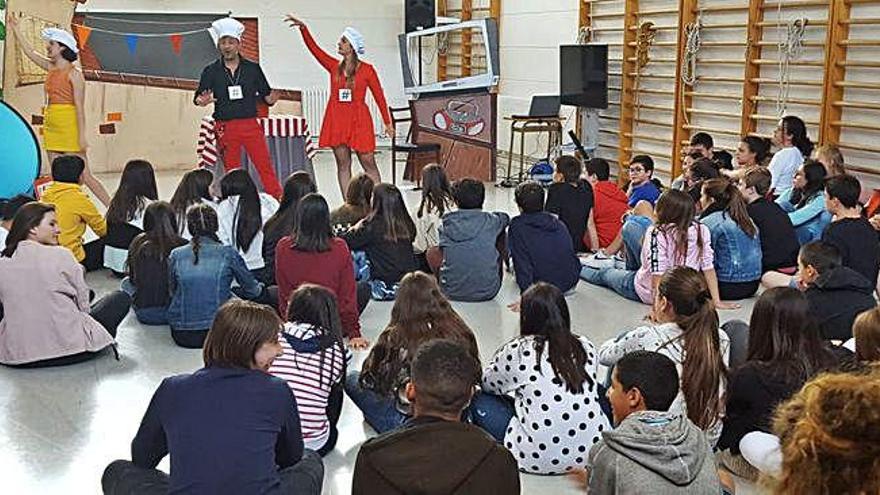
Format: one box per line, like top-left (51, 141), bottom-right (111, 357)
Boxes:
top-left (194, 16), bottom-right (283, 198)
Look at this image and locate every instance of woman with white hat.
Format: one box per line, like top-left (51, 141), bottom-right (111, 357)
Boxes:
top-left (285, 15), bottom-right (395, 197)
top-left (8, 15), bottom-right (112, 207)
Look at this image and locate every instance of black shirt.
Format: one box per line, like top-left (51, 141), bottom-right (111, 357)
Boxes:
top-left (822, 217), bottom-right (880, 286)
top-left (719, 347), bottom-right (848, 454)
top-left (342, 218), bottom-right (417, 284)
top-left (129, 236), bottom-right (186, 309)
top-left (545, 180), bottom-right (594, 252)
top-left (195, 57), bottom-right (271, 121)
top-left (747, 198), bottom-right (800, 271)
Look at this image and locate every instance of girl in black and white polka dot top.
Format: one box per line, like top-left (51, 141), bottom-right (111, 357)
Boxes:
top-left (472, 282), bottom-right (610, 475)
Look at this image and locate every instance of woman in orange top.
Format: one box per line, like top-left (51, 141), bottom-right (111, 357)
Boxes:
top-left (9, 16), bottom-right (111, 206)
top-left (285, 14), bottom-right (394, 196)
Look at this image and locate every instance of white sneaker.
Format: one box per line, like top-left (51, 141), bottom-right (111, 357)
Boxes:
top-left (582, 250), bottom-right (616, 269)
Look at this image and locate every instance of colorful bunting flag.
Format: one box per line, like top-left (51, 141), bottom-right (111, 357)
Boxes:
top-left (125, 34), bottom-right (139, 55)
top-left (170, 34), bottom-right (183, 55)
top-left (74, 25), bottom-right (92, 49)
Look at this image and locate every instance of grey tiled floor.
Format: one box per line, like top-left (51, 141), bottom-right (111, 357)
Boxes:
top-left (1, 153), bottom-right (759, 494)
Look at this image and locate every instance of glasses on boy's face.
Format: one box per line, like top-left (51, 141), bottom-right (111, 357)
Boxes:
top-left (629, 167), bottom-right (645, 174)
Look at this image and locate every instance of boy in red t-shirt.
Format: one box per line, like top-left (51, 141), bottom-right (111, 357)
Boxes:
top-left (584, 158), bottom-right (629, 250)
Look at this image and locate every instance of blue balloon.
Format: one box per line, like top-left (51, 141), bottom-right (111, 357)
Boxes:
top-left (0, 100), bottom-right (41, 199)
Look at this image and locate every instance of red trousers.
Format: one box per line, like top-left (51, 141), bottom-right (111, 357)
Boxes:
top-left (216, 118), bottom-right (282, 198)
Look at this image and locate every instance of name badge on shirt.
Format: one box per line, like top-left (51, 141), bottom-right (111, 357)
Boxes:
top-left (228, 85), bottom-right (244, 100)
top-left (338, 88), bottom-right (352, 103)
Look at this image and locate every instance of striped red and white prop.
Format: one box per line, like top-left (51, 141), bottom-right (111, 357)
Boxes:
top-left (197, 115), bottom-right (318, 168)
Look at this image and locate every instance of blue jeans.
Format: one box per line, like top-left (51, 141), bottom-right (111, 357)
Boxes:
top-left (580, 266), bottom-right (640, 302)
top-left (134, 306), bottom-right (169, 326)
top-left (121, 277), bottom-right (170, 325)
top-left (343, 370), bottom-right (408, 434)
top-left (469, 392), bottom-right (515, 442)
top-left (622, 214), bottom-right (652, 271)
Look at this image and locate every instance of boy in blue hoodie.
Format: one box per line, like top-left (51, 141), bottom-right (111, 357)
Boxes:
top-left (509, 181), bottom-right (580, 294)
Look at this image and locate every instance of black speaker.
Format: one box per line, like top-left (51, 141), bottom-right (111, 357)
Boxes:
top-left (405, 0), bottom-right (436, 33)
top-left (560, 45), bottom-right (609, 109)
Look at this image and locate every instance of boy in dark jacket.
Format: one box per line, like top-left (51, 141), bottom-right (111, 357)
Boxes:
top-left (588, 351), bottom-right (720, 494)
top-left (437, 179), bottom-right (509, 301)
top-left (509, 181), bottom-right (580, 294)
top-left (352, 339), bottom-right (520, 495)
top-left (546, 155), bottom-right (594, 252)
top-left (798, 241), bottom-right (877, 340)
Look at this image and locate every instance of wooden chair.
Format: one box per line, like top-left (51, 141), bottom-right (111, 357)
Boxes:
top-left (390, 105), bottom-right (442, 185)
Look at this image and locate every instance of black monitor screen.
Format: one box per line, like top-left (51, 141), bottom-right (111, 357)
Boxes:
top-left (560, 45), bottom-right (608, 109)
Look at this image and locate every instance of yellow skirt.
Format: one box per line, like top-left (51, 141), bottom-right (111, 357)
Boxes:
top-left (43, 104), bottom-right (81, 153)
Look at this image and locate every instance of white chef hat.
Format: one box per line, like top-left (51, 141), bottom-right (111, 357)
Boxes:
top-left (209, 17), bottom-right (246, 45)
top-left (342, 27), bottom-right (366, 56)
top-left (41, 27), bottom-right (79, 54)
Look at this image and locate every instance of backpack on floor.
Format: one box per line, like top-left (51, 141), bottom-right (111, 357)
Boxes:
top-left (529, 160), bottom-right (554, 185)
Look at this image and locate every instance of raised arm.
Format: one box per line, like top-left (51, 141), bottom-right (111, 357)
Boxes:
top-left (285, 15), bottom-right (338, 72)
top-left (9, 16), bottom-right (51, 71)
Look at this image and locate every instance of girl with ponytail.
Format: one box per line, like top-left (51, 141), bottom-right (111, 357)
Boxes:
top-left (700, 178), bottom-right (763, 299)
top-left (167, 204), bottom-right (265, 349)
top-left (598, 266), bottom-right (729, 446)
top-left (581, 189), bottom-right (738, 310)
top-left (768, 116), bottom-right (814, 196)
top-left (475, 282), bottom-right (609, 474)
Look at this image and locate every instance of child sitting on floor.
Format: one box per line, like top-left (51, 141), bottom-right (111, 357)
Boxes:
top-left (331, 173), bottom-right (374, 231)
top-left (738, 167), bottom-right (800, 273)
top-left (587, 350), bottom-right (721, 494)
top-left (699, 178), bottom-right (762, 300)
top-left (413, 164), bottom-right (454, 271)
top-left (473, 282), bottom-right (609, 475)
top-left (167, 204), bottom-right (266, 349)
top-left (508, 181), bottom-right (580, 295)
top-left (584, 158), bottom-right (628, 251)
top-left (794, 241), bottom-right (875, 341)
top-left (103, 160), bottom-right (158, 275)
top-left (433, 178), bottom-right (509, 302)
top-left (341, 183), bottom-right (417, 300)
top-left (581, 189), bottom-right (734, 310)
top-left (102, 300), bottom-right (323, 495)
top-left (546, 155), bottom-right (595, 252)
top-left (262, 172), bottom-right (316, 285)
top-left (269, 284), bottom-right (348, 457)
top-left (169, 168), bottom-right (216, 240)
top-left (345, 272), bottom-right (479, 433)
top-left (0, 194), bottom-right (33, 249)
top-left (217, 169), bottom-right (279, 280)
top-left (351, 339), bottom-right (519, 495)
top-left (821, 174), bottom-right (879, 287)
top-left (41, 155), bottom-right (107, 271)
top-left (597, 266), bottom-right (730, 446)
top-left (776, 160), bottom-right (831, 245)
top-left (625, 155), bottom-right (661, 207)
top-left (123, 201), bottom-right (186, 325)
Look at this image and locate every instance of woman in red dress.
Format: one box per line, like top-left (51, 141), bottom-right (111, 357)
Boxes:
top-left (286, 15), bottom-right (395, 196)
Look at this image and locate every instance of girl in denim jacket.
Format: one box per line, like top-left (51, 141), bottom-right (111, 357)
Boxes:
top-left (700, 178), bottom-right (762, 300)
top-left (167, 204), bottom-right (265, 348)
